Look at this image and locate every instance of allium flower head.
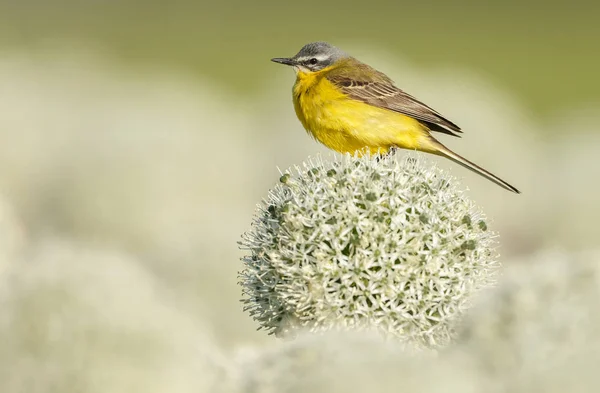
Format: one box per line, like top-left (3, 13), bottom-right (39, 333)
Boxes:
top-left (239, 154), bottom-right (499, 347)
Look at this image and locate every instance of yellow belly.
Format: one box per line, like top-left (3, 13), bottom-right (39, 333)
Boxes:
top-left (292, 73), bottom-right (431, 155)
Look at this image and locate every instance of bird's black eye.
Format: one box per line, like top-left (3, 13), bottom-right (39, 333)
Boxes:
top-left (309, 58), bottom-right (318, 65)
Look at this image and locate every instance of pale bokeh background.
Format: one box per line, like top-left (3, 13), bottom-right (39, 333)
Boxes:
top-left (0, 0), bottom-right (598, 391)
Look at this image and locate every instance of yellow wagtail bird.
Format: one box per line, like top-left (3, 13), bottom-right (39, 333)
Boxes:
top-left (271, 42), bottom-right (520, 193)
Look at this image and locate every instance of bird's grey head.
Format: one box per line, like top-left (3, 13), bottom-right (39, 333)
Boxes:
top-left (271, 42), bottom-right (348, 72)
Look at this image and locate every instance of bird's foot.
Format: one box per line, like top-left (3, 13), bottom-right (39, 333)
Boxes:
top-left (387, 146), bottom-right (399, 156)
top-left (375, 146), bottom-right (398, 162)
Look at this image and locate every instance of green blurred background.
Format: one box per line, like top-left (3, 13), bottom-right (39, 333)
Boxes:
top-left (1, 0), bottom-right (599, 115)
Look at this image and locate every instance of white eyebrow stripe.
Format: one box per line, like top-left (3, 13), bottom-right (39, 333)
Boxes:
top-left (296, 54), bottom-right (330, 62)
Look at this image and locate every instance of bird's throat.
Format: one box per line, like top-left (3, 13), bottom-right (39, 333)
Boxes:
top-left (293, 65), bottom-right (337, 96)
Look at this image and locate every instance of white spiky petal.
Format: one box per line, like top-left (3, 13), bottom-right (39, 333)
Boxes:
top-left (239, 154), bottom-right (499, 348)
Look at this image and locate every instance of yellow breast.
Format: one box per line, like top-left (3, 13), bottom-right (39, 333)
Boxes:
top-left (292, 68), bottom-right (429, 155)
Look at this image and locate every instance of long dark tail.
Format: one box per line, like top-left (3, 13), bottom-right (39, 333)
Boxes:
top-left (431, 140), bottom-right (520, 194)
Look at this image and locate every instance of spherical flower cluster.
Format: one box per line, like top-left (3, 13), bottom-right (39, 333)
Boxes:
top-left (239, 154), bottom-right (499, 347)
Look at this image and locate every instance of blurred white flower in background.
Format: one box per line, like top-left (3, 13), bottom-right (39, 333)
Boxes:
top-left (232, 330), bottom-right (485, 393)
top-left (457, 249), bottom-right (600, 393)
top-left (0, 237), bottom-right (227, 393)
top-left (0, 49), bottom-right (272, 346)
top-left (0, 196), bottom-right (25, 277)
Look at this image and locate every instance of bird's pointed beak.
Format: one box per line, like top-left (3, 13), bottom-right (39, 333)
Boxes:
top-left (271, 57), bottom-right (296, 66)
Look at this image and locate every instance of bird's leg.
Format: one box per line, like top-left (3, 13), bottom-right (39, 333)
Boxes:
top-left (387, 146), bottom-right (399, 156)
top-left (375, 146), bottom-right (398, 162)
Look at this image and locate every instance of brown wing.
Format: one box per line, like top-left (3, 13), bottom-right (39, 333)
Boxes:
top-left (327, 62), bottom-right (462, 137)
